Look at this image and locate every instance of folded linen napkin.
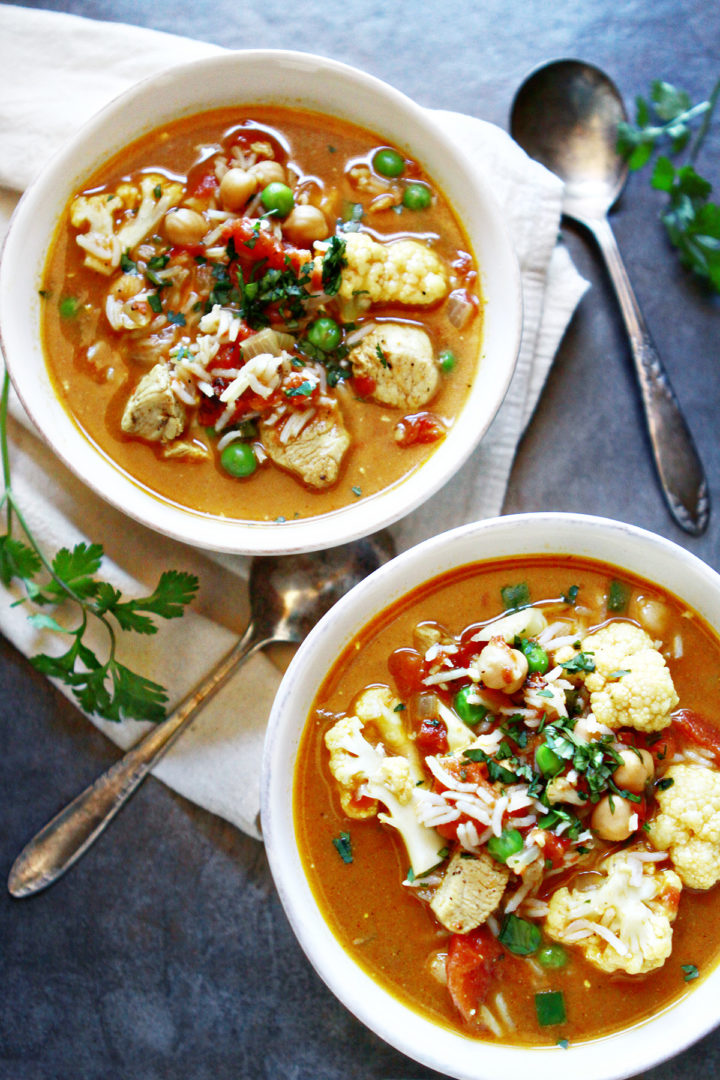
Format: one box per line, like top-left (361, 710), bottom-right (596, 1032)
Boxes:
top-left (0, 5), bottom-right (588, 840)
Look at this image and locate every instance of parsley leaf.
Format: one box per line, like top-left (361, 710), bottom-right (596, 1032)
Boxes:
top-left (617, 77), bottom-right (720, 291)
top-left (0, 371), bottom-right (198, 722)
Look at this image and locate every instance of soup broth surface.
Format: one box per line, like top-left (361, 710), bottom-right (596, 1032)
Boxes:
top-left (295, 556), bottom-right (720, 1046)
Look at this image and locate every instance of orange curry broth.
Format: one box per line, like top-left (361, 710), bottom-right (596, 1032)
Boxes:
top-left (40, 106), bottom-right (482, 522)
top-left (294, 555), bottom-right (720, 1046)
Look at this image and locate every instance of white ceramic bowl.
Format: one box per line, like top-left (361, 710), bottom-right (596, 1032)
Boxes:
top-left (262, 512), bottom-right (720, 1080)
top-left (0, 50), bottom-right (521, 555)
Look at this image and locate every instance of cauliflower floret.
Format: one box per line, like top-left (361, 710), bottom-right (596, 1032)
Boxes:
top-left (544, 849), bottom-right (682, 974)
top-left (354, 685), bottom-right (425, 781)
top-left (648, 763), bottom-right (720, 889)
top-left (70, 174), bottom-right (183, 275)
top-left (582, 622), bottom-right (678, 732)
top-left (334, 231), bottom-right (448, 306)
top-left (324, 715), bottom-right (442, 874)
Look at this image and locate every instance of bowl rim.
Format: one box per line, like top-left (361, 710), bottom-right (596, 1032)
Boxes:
top-left (262, 511), bottom-right (720, 1080)
top-left (0, 48), bottom-right (522, 555)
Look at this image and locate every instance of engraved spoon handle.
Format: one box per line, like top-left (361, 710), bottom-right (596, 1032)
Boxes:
top-left (8, 621), bottom-right (268, 898)
top-left (576, 213), bottom-right (709, 535)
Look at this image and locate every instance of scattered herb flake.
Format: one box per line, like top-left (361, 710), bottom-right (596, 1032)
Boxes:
top-left (501, 582), bottom-right (531, 611)
top-left (607, 579), bottom-right (631, 613)
top-left (332, 831), bottom-right (353, 864)
top-left (562, 584), bottom-right (579, 605)
top-left (535, 990), bottom-right (567, 1027)
top-left (682, 963), bottom-right (699, 982)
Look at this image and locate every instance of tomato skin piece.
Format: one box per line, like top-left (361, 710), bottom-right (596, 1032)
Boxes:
top-left (394, 411), bottom-right (446, 448)
top-left (446, 926), bottom-right (504, 1024)
top-left (670, 709), bottom-right (720, 764)
top-left (388, 647), bottom-right (427, 698)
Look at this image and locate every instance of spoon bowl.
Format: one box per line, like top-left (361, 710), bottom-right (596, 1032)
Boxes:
top-left (8, 530), bottom-right (396, 898)
top-left (510, 59), bottom-right (628, 218)
top-left (510, 58), bottom-right (709, 536)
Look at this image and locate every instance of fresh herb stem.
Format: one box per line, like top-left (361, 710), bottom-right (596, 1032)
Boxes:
top-left (690, 77), bottom-right (720, 165)
top-left (0, 368), bottom-right (199, 723)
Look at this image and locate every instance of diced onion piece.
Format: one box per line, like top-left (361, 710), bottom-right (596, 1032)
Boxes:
top-left (447, 289), bottom-right (476, 330)
top-left (240, 328), bottom-right (295, 360)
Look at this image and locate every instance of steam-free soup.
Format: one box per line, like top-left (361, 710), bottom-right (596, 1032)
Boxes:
top-left (295, 556), bottom-right (720, 1045)
top-left (41, 107), bottom-right (481, 522)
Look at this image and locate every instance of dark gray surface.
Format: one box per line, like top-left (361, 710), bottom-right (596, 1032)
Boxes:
top-left (2, 1), bottom-right (720, 1077)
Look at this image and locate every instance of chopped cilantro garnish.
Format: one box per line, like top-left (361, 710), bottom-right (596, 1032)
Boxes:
top-left (351, 485), bottom-right (362, 497)
top-left (562, 584), bottom-right (579, 605)
top-left (120, 251), bottom-right (138, 274)
top-left (501, 582), bottom-right (531, 611)
top-left (535, 990), bottom-right (567, 1027)
top-left (394, 702), bottom-right (406, 712)
top-left (681, 963), bottom-right (699, 982)
top-left (320, 235), bottom-right (347, 295)
top-left (560, 651), bottom-right (596, 673)
top-left (332, 831), bottom-right (353, 864)
top-left (153, 183), bottom-right (162, 198)
top-left (607, 579), bottom-right (631, 612)
top-left (167, 310), bottom-right (186, 326)
top-left (376, 344), bottom-right (389, 368)
top-left (557, 1038), bottom-right (570, 1049)
top-left (284, 380), bottom-right (314, 398)
top-left (657, 776), bottom-right (675, 790)
top-left (147, 292), bottom-right (163, 314)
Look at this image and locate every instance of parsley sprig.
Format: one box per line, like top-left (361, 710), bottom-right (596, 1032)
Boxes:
top-left (0, 371), bottom-right (198, 722)
top-left (617, 78), bottom-right (720, 291)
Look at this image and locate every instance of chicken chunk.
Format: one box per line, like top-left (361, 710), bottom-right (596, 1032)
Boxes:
top-left (120, 362), bottom-right (186, 443)
top-left (350, 324), bottom-right (439, 409)
top-left (430, 850), bottom-right (509, 934)
top-left (260, 400), bottom-right (350, 489)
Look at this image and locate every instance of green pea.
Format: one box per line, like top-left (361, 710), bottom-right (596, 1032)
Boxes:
top-left (402, 182), bottom-right (432, 210)
top-left (260, 182), bottom-right (295, 217)
top-left (439, 349), bottom-right (456, 373)
top-left (59, 296), bottom-right (80, 319)
top-left (519, 637), bottom-right (549, 674)
top-left (537, 944), bottom-right (568, 969)
top-left (487, 827), bottom-right (523, 864)
top-left (453, 684), bottom-right (488, 727)
top-left (373, 147), bottom-right (405, 178)
top-left (536, 743), bottom-right (564, 778)
top-left (307, 317), bottom-right (342, 353)
top-left (220, 441), bottom-right (257, 478)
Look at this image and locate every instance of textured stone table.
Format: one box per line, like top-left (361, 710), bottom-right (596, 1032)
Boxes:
top-left (1, 1), bottom-right (719, 1078)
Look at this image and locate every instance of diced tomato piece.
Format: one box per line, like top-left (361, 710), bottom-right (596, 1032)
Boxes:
top-left (185, 165), bottom-right (219, 202)
top-left (351, 374), bottom-right (377, 398)
top-left (670, 709), bottom-right (720, 763)
top-left (394, 411), bottom-right (446, 448)
top-left (388, 648), bottom-right (427, 698)
top-left (446, 926), bottom-right (504, 1024)
top-left (541, 832), bottom-right (571, 869)
top-left (223, 217), bottom-right (311, 275)
top-left (416, 718), bottom-right (449, 755)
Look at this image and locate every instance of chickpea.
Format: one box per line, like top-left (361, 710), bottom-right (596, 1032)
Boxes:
top-left (591, 795), bottom-right (635, 841)
top-left (613, 747), bottom-right (655, 793)
top-left (247, 159), bottom-right (286, 188)
top-left (478, 640), bottom-right (528, 694)
top-left (282, 204), bottom-right (329, 245)
top-left (219, 167), bottom-right (257, 211)
top-left (164, 207), bottom-right (207, 246)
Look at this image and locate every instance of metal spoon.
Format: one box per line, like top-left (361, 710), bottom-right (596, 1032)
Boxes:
top-left (510, 58), bottom-right (710, 535)
top-left (8, 531), bottom-right (396, 898)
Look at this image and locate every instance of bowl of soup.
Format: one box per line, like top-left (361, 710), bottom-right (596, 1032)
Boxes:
top-left (0, 50), bottom-right (521, 554)
top-left (262, 512), bottom-right (720, 1079)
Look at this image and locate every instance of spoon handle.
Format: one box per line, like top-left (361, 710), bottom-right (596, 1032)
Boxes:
top-left (8, 621), bottom-right (269, 899)
top-left (581, 214), bottom-right (709, 535)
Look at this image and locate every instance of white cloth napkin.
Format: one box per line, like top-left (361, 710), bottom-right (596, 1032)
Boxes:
top-left (0, 5), bottom-right (588, 840)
